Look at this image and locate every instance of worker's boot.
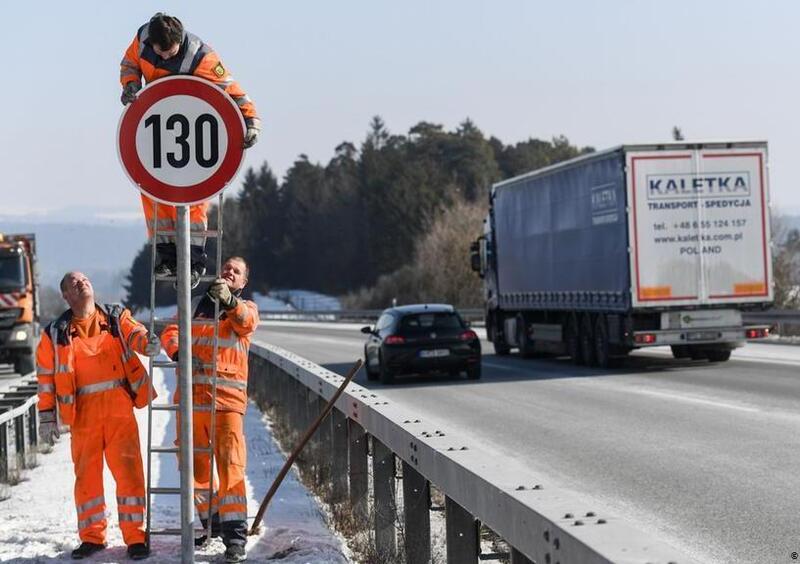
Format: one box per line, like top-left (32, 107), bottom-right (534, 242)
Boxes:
top-left (71, 542), bottom-right (105, 559)
top-left (126, 543), bottom-right (150, 560)
top-left (154, 243), bottom-right (177, 277)
top-left (194, 514), bottom-right (221, 546)
top-left (189, 245), bottom-right (208, 289)
top-left (224, 544), bottom-right (247, 563)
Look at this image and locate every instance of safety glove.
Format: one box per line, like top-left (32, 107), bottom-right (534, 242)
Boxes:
top-left (144, 335), bottom-right (161, 357)
top-left (39, 410), bottom-right (60, 446)
top-left (121, 81), bottom-right (142, 105)
top-left (243, 127), bottom-right (259, 149)
top-left (207, 278), bottom-right (237, 310)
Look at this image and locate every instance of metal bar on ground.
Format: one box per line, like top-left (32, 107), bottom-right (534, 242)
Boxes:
top-left (372, 437), bottom-right (396, 560)
top-left (348, 419), bottom-right (368, 523)
top-left (402, 461), bottom-right (430, 564)
top-left (446, 496), bottom-right (478, 564)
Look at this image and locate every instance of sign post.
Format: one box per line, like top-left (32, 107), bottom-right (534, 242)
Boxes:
top-left (118, 76), bottom-right (245, 562)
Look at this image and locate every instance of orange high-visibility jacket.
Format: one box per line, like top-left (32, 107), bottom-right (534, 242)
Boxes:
top-left (36, 305), bottom-right (157, 424)
top-left (161, 297), bottom-right (258, 415)
top-left (120, 23), bottom-right (260, 130)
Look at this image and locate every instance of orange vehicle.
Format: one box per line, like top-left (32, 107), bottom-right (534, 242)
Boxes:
top-left (0, 234), bottom-right (38, 374)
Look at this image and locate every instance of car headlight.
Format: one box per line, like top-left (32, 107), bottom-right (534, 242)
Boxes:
top-left (11, 329), bottom-right (27, 341)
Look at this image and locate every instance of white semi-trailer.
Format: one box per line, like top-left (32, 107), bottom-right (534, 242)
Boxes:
top-left (471, 141), bottom-right (772, 367)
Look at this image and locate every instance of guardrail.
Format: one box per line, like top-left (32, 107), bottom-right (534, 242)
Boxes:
top-left (0, 373), bottom-right (39, 498)
top-left (248, 342), bottom-right (696, 564)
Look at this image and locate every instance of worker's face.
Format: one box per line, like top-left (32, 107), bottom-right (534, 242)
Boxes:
top-left (61, 272), bottom-right (94, 308)
top-left (221, 259), bottom-right (247, 292)
top-left (153, 42), bottom-right (180, 60)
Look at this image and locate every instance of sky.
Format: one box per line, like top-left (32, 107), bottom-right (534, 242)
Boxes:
top-left (2, 0), bottom-right (800, 220)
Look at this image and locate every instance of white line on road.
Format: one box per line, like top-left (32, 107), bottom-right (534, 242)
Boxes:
top-left (624, 387), bottom-right (761, 413)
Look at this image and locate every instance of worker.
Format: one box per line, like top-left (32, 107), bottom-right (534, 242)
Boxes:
top-left (120, 13), bottom-right (261, 287)
top-left (160, 256), bottom-right (259, 563)
top-left (36, 272), bottom-right (161, 560)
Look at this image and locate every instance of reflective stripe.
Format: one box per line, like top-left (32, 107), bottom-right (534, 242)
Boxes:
top-left (57, 394), bottom-right (74, 405)
top-left (56, 364), bottom-right (70, 373)
top-left (38, 383), bottom-right (55, 393)
top-left (192, 336), bottom-right (239, 348)
top-left (190, 222), bottom-right (206, 231)
top-left (233, 95), bottom-right (251, 108)
top-left (77, 378), bottom-right (125, 396)
top-left (119, 512), bottom-right (144, 522)
top-left (179, 37), bottom-right (202, 73)
top-left (120, 67), bottom-right (140, 78)
top-left (127, 328), bottom-right (146, 348)
top-left (194, 404), bottom-right (213, 412)
top-left (77, 496), bottom-right (105, 514)
top-left (117, 496), bottom-right (145, 506)
top-left (219, 511), bottom-right (247, 522)
top-left (129, 376), bottom-right (145, 393)
top-left (78, 511), bottom-right (105, 530)
top-left (194, 376), bottom-right (247, 390)
top-left (37, 365), bottom-right (54, 375)
top-left (218, 495), bottom-right (247, 507)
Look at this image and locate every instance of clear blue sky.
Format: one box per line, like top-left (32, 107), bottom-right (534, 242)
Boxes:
top-left (2, 0), bottom-right (799, 218)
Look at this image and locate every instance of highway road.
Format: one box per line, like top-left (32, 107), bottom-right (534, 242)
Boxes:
top-left (256, 321), bottom-right (800, 564)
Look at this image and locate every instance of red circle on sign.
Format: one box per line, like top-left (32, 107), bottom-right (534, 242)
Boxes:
top-left (118, 76), bottom-right (245, 205)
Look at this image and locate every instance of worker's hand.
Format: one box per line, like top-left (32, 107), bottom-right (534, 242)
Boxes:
top-left (39, 410), bottom-right (60, 446)
top-left (121, 81), bottom-right (141, 105)
top-left (207, 278), bottom-right (237, 310)
top-left (144, 335), bottom-right (161, 357)
top-left (243, 127), bottom-right (259, 149)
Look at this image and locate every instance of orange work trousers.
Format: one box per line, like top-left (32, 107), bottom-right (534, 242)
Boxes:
top-left (71, 399), bottom-right (146, 545)
top-left (141, 195), bottom-right (209, 247)
top-left (177, 410), bottom-right (247, 525)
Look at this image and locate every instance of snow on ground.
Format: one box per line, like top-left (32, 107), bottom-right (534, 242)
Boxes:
top-left (0, 359), bottom-right (347, 563)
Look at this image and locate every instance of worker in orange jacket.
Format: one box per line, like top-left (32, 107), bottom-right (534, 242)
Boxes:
top-left (120, 13), bottom-right (261, 286)
top-left (36, 272), bottom-right (161, 560)
top-left (160, 256), bottom-right (259, 563)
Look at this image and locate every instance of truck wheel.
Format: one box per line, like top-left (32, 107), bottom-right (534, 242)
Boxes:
top-left (688, 346), bottom-right (707, 361)
top-left (492, 317), bottom-right (511, 355)
top-left (580, 314), bottom-right (597, 367)
top-left (566, 317), bottom-right (583, 365)
top-left (706, 349), bottom-right (732, 362)
top-left (14, 353), bottom-right (35, 375)
top-left (594, 315), bottom-right (612, 369)
top-left (671, 345), bottom-right (691, 359)
top-left (517, 315), bottom-right (535, 358)
top-left (364, 347), bottom-right (378, 381)
top-left (379, 355), bottom-right (395, 385)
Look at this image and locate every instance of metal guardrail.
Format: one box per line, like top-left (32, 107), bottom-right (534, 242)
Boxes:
top-left (248, 342), bottom-right (696, 564)
top-left (0, 372), bottom-right (38, 498)
top-left (261, 308), bottom-right (800, 332)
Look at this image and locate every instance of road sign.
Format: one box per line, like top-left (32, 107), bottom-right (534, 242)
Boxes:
top-left (118, 76), bottom-right (246, 205)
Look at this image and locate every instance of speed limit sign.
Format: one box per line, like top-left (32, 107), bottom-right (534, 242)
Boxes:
top-left (117, 76), bottom-right (245, 205)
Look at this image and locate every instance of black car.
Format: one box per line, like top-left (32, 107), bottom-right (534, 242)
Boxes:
top-left (362, 304), bottom-right (481, 384)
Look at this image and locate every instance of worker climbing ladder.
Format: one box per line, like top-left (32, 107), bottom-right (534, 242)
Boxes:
top-left (143, 197), bottom-right (225, 557)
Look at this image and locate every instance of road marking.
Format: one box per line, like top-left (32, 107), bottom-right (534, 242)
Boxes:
top-left (482, 360), bottom-right (525, 372)
top-left (625, 388), bottom-right (760, 413)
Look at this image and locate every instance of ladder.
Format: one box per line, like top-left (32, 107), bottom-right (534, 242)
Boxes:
top-left (144, 195), bottom-right (224, 550)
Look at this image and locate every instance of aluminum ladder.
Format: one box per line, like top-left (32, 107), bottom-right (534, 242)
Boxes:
top-left (144, 195), bottom-right (224, 549)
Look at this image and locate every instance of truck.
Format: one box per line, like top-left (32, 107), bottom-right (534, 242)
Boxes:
top-left (471, 141), bottom-right (772, 367)
top-left (0, 234), bottom-right (39, 374)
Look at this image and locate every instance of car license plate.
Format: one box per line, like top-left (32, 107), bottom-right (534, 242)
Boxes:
top-left (419, 349), bottom-right (449, 358)
top-left (687, 331), bottom-right (719, 342)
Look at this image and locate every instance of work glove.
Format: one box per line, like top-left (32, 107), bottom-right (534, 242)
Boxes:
top-left (207, 278), bottom-right (238, 310)
top-left (144, 335), bottom-right (161, 357)
top-left (39, 410), bottom-right (60, 446)
top-left (243, 127), bottom-right (259, 149)
top-left (121, 81), bottom-right (141, 105)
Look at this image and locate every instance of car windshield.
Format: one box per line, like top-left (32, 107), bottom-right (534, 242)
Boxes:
top-left (399, 312), bottom-right (464, 332)
top-left (0, 255), bottom-right (25, 290)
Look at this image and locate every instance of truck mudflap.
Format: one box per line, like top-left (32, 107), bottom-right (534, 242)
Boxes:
top-left (632, 326), bottom-right (748, 348)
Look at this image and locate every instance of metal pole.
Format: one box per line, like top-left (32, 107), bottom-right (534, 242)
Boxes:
top-left (176, 205), bottom-right (195, 562)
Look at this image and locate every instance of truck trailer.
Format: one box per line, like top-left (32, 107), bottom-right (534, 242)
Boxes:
top-left (0, 234), bottom-right (39, 374)
top-left (471, 142), bottom-right (772, 367)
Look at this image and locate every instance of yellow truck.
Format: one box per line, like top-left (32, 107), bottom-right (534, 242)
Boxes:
top-left (0, 234), bottom-right (38, 374)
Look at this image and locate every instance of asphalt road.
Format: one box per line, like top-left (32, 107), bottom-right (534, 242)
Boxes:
top-left (255, 321), bottom-right (800, 564)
